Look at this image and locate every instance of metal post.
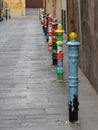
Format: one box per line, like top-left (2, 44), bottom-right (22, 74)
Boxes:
top-left (66, 32), bottom-right (80, 122)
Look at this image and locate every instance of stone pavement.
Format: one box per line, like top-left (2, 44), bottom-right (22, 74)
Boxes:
top-left (0, 15), bottom-right (98, 130)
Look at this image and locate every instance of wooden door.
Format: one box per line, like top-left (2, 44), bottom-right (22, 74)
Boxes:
top-left (26, 0), bottom-right (43, 8)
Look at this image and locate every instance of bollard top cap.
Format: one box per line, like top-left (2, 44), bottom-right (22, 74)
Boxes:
top-left (57, 24), bottom-right (62, 30)
top-left (55, 24), bottom-right (64, 33)
top-left (69, 32), bottom-right (78, 40)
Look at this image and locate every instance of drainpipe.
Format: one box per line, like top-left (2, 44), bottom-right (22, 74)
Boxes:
top-left (44, 0), bottom-right (46, 12)
top-left (66, 0), bottom-right (68, 39)
top-left (69, 0), bottom-right (75, 32)
top-left (66, 0), bottom-right (75, 38)
top-left (78, 0), bottom-right (82, 44)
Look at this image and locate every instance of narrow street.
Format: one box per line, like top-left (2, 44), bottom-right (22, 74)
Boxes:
top-left (0, 12), bottom-right (98, 130)
top-left (0, 15), bottom-right (68, 130)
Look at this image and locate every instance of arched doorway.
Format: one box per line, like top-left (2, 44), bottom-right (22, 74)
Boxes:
top-left (26, 0), bottom-right (43, 8)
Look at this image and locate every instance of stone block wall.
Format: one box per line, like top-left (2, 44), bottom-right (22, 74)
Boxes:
top-left (5, 0), bottom-right (25, 16)
top-left (45, 0), bottom-right (62, 23)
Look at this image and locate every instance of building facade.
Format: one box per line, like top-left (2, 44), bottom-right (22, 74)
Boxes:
top-left (5, 0), bottom-right (43, 16)
top-left (73, 0), bottom-right (98, 92)
top-left (0, 0), bottom-right (3, 9)
top-left (43, 0), bottom-right (62, 23)
top-left (5, 0), bottom-right (25, 16)
top-left (26, 0), bottom-right (43, 8)
top-left (0, 0), bottom-right (7, 10)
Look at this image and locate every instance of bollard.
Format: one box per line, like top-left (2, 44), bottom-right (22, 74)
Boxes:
top-left (39, 8), bottom-right (42, 21)
top-left (43, 13), bottom-right (49, 42)
top-left (56, 41), bottom-right (64, 66)
top-left (57, 51), bottom-right (64, 66)
top-left (66, 32), bottom-right (80, 123)
top-left (0, 9), bottom-right (3, 22)
top-left (40, 8), bottom-right (44, 25)
top-left (8, 9), bottom-right (11, 19)
top-left (57, 67), bottom-right (64, 82)
top-left (5, 8), bottom-right (8, 20)
top-left (43, 14), bottom-right (46, 34)
top-left (55, 24), bottom-right (64, 82)
top-left (52, 18), bottom-right (58, 65)
top-left (48, 15), bottom-right (53, 52)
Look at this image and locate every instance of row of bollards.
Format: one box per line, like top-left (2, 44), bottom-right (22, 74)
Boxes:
top-left (56, 24), bottom-right (64, 82)
top-left (0, 8), bottom-right (11, 22)
top-left (47, 14), bottom-right (53, 52)
top-left (39, 8), bottom-right (80, 123)
top-left (52, 19), bottom-right (58, 65)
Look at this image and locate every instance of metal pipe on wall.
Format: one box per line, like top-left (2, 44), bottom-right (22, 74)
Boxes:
top-left (78, 0), bottom-right (82, 44)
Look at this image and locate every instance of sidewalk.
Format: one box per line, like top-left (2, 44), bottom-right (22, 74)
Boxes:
top-left (0, 15), bottom-right (98, 130)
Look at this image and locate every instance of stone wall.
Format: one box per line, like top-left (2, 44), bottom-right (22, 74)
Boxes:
top-left (45, 0), bottom-right (55, 18)
top-left (55, 0), bottom-right (62, 23)
top-left (5, 0), bottom-right (25, 16)
top-left (45, 0), bottom-right (66, 24)
top-left (62, 0), bottom-right (66, 10)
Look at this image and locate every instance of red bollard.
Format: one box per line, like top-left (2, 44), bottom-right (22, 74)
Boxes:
top-left (48, 15), bottom-right (53, 52)
top-left (57, 52), bottom-right (64, 60)
top-left (52, 19), bottom-right (58, 65)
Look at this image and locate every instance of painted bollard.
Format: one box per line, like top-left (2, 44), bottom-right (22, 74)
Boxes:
top-left (0, 9), bottom-right (3, 22)
top-left (39, 8), bottom-right (41, 21)
top-left (66, 32), bottom-right (80, 123)
top-left (55, 24), bottom-right (64, 82)
top-left (57, 67), bottom-right (64, 82)
top-left (56, 41), bottom-right (64, 66)
top-left (43, 13), bottom-right (49, 42)
top-left (48, 15), bottom-right (53, 52)
top-left (39, 8), bottom-right (44, 25)
top-left (52, 19), bottom-right (58, 65)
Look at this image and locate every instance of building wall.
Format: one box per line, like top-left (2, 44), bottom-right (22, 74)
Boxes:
top-left (26, 0), bottom-right (43, 8)
top-left (45, 0), bottom-right (54, 17)
top-left (55, 0), bottom-right (62, 23)
top-left (61, 0), bottom-right (67, 32)
top-left (0, 0), bottom-right (3, 9)
top-left (45, 0), bottom-right (65, 23)
top-left (73, 0), bottom-right (98, 93)
top-left (5, 0), bottom-right (25, 16)
top-left (62, 0), bottom-right (66, 10)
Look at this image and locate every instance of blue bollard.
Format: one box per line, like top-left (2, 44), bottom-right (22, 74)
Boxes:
top-left (66, 32), bottom-right (80, 123)
top-left (45, 27), bottom-right (48, 42)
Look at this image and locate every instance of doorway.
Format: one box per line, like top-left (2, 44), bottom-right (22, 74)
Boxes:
top-left (26, 0), bottom-right (43, 8)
